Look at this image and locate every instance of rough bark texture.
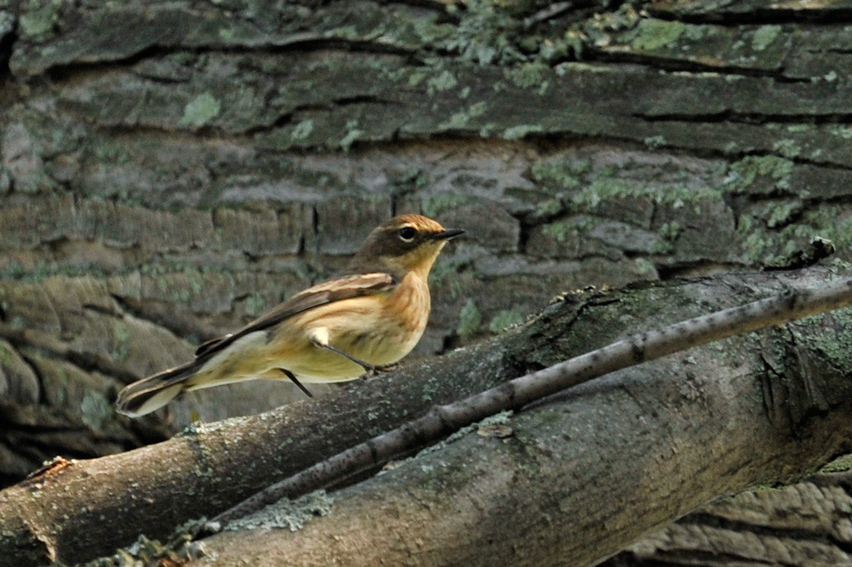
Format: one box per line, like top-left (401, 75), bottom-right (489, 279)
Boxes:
top-left (2, 0), bottom-right (852, 565)
top-left (185, 328), bottom-right (852, 567)
top-left (3, 268), bottom-right (852, 567)
top-left (605, 469), bottom-right (852, 567)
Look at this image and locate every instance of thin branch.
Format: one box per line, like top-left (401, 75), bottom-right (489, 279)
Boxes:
top-left (212, 275), bottom-right (852, 525)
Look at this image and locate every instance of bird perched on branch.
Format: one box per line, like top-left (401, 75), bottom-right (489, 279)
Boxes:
top-left (115, 214), bottom-right (464, 417)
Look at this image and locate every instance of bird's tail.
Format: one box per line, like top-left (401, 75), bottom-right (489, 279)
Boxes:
top-left (115, 361), bottom-right (202, 417)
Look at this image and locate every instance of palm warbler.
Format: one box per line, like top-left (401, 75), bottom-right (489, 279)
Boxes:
top-left (115, 214), bottom-right (464, 416)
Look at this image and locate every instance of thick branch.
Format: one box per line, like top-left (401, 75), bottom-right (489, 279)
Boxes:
top-left (186, 275), bottom-right (852, 567)
top-left (214, 273), bottom-right (852, 523)
top-left (2, 268), bottom-right (852, 566)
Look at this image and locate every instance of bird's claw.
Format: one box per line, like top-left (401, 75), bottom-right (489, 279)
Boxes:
top-left (359, 362), bottom-right (402, 381)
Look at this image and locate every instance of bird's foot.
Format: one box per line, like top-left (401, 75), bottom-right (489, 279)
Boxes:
top-left (359, 364), bottom-right (378, 381)
top-left (359, 362), bottom-right (400, 381)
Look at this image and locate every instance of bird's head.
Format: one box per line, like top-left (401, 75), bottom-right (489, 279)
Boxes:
top-left (350, 214), bottom-right (464, 279)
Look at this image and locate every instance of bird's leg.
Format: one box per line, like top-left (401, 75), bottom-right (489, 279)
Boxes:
top-left (315, 342), bottom-right (377, 377)
top-left (277, 368), bottom-right (313, 398)
top-left (310, 329), bottom-right (376, 377)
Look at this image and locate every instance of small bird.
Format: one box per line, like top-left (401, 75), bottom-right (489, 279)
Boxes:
top-left (115, 214), bottom-right (464, 417)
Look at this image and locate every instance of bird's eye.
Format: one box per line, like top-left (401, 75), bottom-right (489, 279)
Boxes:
top-left (398, 226), bottom-right (417, 242)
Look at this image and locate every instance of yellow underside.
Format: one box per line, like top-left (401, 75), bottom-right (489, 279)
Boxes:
top-left (186, 272), bottom-right (430, 390)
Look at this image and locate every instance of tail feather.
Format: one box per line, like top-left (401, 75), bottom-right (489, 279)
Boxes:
top-left (115, 362), bottom-right (201, 417)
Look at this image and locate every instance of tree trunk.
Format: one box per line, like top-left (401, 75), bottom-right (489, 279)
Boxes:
top-left (2, 0), bottom-right (852, 565)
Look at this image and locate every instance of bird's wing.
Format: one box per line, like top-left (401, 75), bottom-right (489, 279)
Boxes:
top-left (193, 272), bottom-right (397, 359)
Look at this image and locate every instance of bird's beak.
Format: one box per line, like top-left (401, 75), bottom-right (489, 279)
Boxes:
top-left (432, 228), bottom-right (465, 241)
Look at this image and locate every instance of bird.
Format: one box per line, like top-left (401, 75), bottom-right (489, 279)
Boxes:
top-left (115, 214), bottom-right (465, 417)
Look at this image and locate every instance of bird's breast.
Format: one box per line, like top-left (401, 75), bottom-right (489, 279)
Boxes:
top-left (338, 271), bottom-right (430, 365)
top-left (268, 272), bottom-right (431, 381)
top-left (386, 271), bottom-right (431, 336)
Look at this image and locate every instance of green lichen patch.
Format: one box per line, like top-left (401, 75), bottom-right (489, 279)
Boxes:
top-left (235, 293), bottom-right (266, 318)
top-left (541, 217), bottom-right (586, 243)
top-left (529, 158), bottom-right (589, 191)
top-left (178, 92), bottom-right (222, 129)
top-left (727, 155), bottom-right (795, 195)
top-left (751, 25), bottom-right (782, 52)
top-left (421, 193), bottom-right (480, 218)
top-left (822, 453), bottom-right (852, 473)
top-left (503, 62), bottom-right (549, 90)
top-left (765, 200), bottom-right (803, 229)
top-left (631, 19), bottom-right (688, 52)
top-left (290, 119), bottom-right (315, 141)
top-left (80, 389), bottom-right (112, 431)
top-left (18, 0), bottom-right (63, 41)
top-left (657, 220), bottom-right (681, 242)
top-left (788, 305), bottom-right (852, 393)
top-left (579, 3), bottom-right (641, 49)
top-left (457, 299), bottom-right (482, 338)
top-left (830, 126), bottom-right (852, 140)
top-left (441, 0), bottom-right (527, 66)
top-left (427, 69), bottom-right (459, 95)
top-left (574, 177), bottom-right (722, 212)
top-left (736, 204), bottom-right (852, 266)
top-left (503, 124), bottom-right (543, 140)
top-left (339, 124), bottom-right (366, 152)
top-left (111, 320), bottom-right (130, 362)
top-left (771, 138), bottom-right (802, 159)
top-left (602, 14), bottom-right (788, 73)
top-left (439, 101), bottom-right (488, 131)
top-left (488, 309), bottom-right (525, 333)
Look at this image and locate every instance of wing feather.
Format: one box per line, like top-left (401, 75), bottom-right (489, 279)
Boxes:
top-left (193, 272), bottom-right (396, 358)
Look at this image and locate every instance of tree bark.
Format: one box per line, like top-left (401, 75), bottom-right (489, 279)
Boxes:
top-left (4, 0), bottom-right (852, 470)
top-left (3, 268), bottom-right (852, 566)
top-left (186, 344), bottom-right (852, 567)
top-left (603, 469), bottom-right (852, 567)
top-left (3, 0), bottom-right (852, 565)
